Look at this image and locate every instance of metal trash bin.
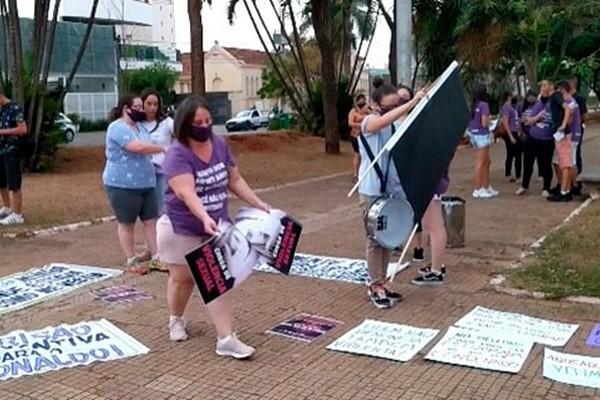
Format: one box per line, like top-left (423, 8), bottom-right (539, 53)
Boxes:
top-left (441, 196), bottom-right (465, 248)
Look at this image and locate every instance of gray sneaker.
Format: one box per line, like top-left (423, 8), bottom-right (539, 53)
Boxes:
top-left (216, 333), bottom-right (255, 359)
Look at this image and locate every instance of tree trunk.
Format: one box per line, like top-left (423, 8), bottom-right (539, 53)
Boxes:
top-left (27, 0), bottom-right (50, 134)
top-left (6, 0), bottom-right (24, 105)
top-left (389, 28), bottom-right (397, 86)
top-left (188, 0), bottom-right (206, 95)
top-left (311, 0), bottom-right (339, 155)
top-left (60, 0), bottom-right (100, 102)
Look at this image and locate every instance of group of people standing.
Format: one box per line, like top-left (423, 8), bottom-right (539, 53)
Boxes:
top-left (348, 78), bottom-right (450, 310)
top-left (102, 91), bottom-right (270, 360)
top-left (467, 77), bottom-right (588, 202)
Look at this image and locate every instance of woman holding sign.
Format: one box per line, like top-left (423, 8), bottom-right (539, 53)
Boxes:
top-left (156, 96), bottom-right (270, 359)
top-left (359, 80), bottom-right (427, 309)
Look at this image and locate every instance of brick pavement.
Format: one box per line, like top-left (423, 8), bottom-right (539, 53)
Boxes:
top-left (1, 125), bottom-right (600, 399)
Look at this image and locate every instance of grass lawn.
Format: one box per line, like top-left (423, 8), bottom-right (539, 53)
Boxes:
top-left (1, 132), bottom-right (353, 236)
top-left (508, 200), bottom-right (600, 299)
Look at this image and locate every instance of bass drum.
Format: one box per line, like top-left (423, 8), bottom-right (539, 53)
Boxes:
top-left (364, 196), bottom-right (414, 250)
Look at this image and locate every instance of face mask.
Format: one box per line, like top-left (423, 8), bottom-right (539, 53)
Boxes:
top-left (127, 109), bottom-right (146, 123)
top-left (379, 106), bottom-right (393, 115)
top-left (190, 125), bottom-right (213, 143)
top-left (357, 102), bottom-right (366, 108)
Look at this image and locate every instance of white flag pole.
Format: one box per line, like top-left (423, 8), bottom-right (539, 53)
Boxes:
top-left (347, 61), bottom-right (460, 198)
top-left (387, 223), bottom-right (419, 282)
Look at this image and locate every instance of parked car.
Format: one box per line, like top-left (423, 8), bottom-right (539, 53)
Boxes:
top-left (54, 113), bottom-right (79, 143)
top-left (225, 109), bottom-right (269, 132)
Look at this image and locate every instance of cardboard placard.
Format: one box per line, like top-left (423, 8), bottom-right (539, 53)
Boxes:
top-left (266, 314), bottom-right (342, 343)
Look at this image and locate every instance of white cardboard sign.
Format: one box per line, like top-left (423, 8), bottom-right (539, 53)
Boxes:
top-left (454, 306), bottom-right (578, 347)
top-left (425, 326), bottom-right (534, 373)
top-left (543, 348), bottom-right (600, 389)
top-left (326, 319), bottom-right (439, 362)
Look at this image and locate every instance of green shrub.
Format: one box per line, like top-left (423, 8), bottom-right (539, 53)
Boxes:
top-left (79, 118), bottom-right (109, 132)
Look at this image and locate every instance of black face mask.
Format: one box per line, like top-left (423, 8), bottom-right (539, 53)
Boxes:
top-left (127, 109), bottom-right (146, 123)
top-left (189, 125), bottom-right (213, 143)
top-left (357, 102), bottom-right (366, 108)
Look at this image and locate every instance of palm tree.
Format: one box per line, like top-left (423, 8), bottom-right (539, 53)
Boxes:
top-left (5, 0), bottom-right (24, 105)
top-left (188, 0), bottom-right (210, 95)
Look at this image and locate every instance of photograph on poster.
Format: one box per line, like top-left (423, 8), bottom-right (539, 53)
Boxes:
top-left (266, 314), bottom-right (342, 343)
top-left (0, 264), bottom-right (122, 315)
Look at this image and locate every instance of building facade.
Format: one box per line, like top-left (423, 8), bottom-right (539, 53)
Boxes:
top-left (0, 17), bottom-right (119, 121)
top-left (178, 42), bottom-right (277, 116)
top-left (62, 0), bottom-right (181, 72)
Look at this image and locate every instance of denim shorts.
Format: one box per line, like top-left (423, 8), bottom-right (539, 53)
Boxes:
top-left (104, 185), bottom-right (159, 224)
top-left (468, 132), bottom-right (492, 149)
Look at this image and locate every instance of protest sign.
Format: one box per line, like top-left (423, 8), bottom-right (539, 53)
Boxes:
top-left (266, 314), bottom-right (342, 343)
top-left (326, 319), bottom-right (439, 362)
top-left (586, 324), bottom-right (600, 348)
top-left (185, 208), bottom-right (302, 304)
top-left (0, 319), bottom-right (149, 381)
top-left (254, 253), bottom-right (408, 285)
top-left (543, 348), bottom-right (600, 389)
top-left (0, 264), bottom-right (122, 315)
top-left (90, 285), bottom-right (152, 305)
top-left (454, 306), bottom-right (578, 347)
top-left (425, 326), bottom-right (534, 373)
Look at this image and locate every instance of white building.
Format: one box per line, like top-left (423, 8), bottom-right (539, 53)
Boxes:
top-left (62, 0), bottom-right (181, 72)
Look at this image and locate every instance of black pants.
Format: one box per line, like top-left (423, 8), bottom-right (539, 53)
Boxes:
top-left (576, 127), bottom-right (584, 175)
top-left (522, 138), bottom-right (554, 191)
top-left (502, 133), bottom-right (523, 178)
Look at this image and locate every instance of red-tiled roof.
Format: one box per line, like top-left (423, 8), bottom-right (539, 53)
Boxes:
top-left (223, 47), bottom-right (269, 66)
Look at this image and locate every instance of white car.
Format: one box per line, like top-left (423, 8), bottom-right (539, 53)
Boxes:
top-left (225, 109), bottom-right (269, 132)
top-left (54, 113), bottom-right (79, 143)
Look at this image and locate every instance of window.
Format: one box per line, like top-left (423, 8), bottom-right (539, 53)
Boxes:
top-left (161, 21), bottom-right (163, 26)
top-left (160, 6), bottom-right (162, 11)
top-left (161, 36), bottom-right (164, 41)
top-left (245, 77), bottom-right (250, 95)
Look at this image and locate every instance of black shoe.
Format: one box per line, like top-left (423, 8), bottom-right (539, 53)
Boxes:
top-left (367, 286), bottom-right (392, 309)
top-left (571, 185), bottom-right (582, 196)
top-left (547, 192), bottom-right (573, 202)
top-left (383, 287), bottom-right (403, 302)
top-left (418, 265), bottom-right (432, 275)
top-left (549, 185), bottom-right (561, 195)
top-left (412, 247), bottom-right (425, 262)
top-left (411, 267), bottom-right (445, 286)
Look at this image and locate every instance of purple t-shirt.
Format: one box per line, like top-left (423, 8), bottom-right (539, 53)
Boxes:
top-left (468, 101), bottom-right (490, 135)
top-left (162, 136), bottom-right (236, 237)
top-left (528, 101), bottom-right (553, 141)
top-left (518, 102), bottom-right (535, 135)
top-left (501, 103), bottom-right (519, 133)
top-left (566, 99), bottom-right (582, 143)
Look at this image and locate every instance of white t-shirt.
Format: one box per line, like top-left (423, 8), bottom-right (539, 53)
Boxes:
top-left (358, 115), bottom-right (406, 198)
top-left (140, 117), bottom-right (174, 168)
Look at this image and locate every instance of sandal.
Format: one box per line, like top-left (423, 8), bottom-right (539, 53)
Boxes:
top-left (125, 257), bottom-right (149, 276)
top-left (147, 257), bottom-right (169, 272)
top-left (136, 249), bottom-right (152, 262)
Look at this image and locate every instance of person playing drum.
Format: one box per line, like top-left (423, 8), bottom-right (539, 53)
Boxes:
top-left (358, 79), bottom-right (427, 309)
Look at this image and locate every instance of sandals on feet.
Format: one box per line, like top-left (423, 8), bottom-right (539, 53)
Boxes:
top-left (125, 257), bottom-right (149, 276)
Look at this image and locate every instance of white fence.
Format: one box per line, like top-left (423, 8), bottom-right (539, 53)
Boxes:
top-left (64, 92), bottom-right (118, 121)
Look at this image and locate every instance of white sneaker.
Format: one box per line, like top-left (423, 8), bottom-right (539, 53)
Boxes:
top-left (216, 333), bottom-right (255, 359)
top-left (0, 213), bottom-right (24, 226)
top-left (485, 187), bottom-right (499, 197)
top-left (541, 190), bottom-right (550, 198)
top-left (0, 207), bottom-right (11, 219)
top-left (169, 316), bottom-right (188, 342)
top-left (473, 188), bottom-right (492, 199)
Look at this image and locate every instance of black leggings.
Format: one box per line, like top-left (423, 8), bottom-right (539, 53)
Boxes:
top-left (522, 138), bottom-right (554, 191)
top-left (502, 133), bottom-right (523, 178)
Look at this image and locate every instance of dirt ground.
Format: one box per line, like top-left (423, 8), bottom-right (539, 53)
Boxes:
top-left (4, 133), bottom-right (352, 235)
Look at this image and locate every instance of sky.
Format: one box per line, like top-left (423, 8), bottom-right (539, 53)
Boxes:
top-left (17, 0), bottom-right (393, 69)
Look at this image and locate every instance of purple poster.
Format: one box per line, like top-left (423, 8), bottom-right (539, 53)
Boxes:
top-left (266, 313), bottom-right (342, 343)
top-left (90, 285), bottom-right (152, 305)
top-left (586, 324), bottom-right (600, 347)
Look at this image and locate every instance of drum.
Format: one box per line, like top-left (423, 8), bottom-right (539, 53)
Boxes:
top-left (364, 196), bottom-right (414, 250)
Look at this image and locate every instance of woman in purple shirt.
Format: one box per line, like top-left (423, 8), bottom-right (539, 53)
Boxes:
top-left (156, 96), bottom-right (270, 359)
top-left (500, 92), bottom-right (522, 182)
top-left (516, 89), bottom-right (555, 196)
top-left (467, 84), bottom-right (498, 199)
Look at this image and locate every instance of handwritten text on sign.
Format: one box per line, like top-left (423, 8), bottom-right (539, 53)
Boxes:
top-left (0, 319), bottom-right (149, 381)
top-left (326, 319), bottom-right (439, 362)
top-left (454, 306), bottom-right (578, 347)
top-left (0, 264), bottom-right (122, 315)
top-left (543, 348), bottom-right (600, 389)
top-left (425, 326), bottom-right (534, 373)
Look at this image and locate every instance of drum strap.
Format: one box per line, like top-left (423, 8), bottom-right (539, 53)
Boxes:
top-left (359, 124), bottom-right (394, 194)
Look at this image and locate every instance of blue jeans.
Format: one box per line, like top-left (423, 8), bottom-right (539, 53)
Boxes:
top-left (155, 172), bottom-right (166, 215)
